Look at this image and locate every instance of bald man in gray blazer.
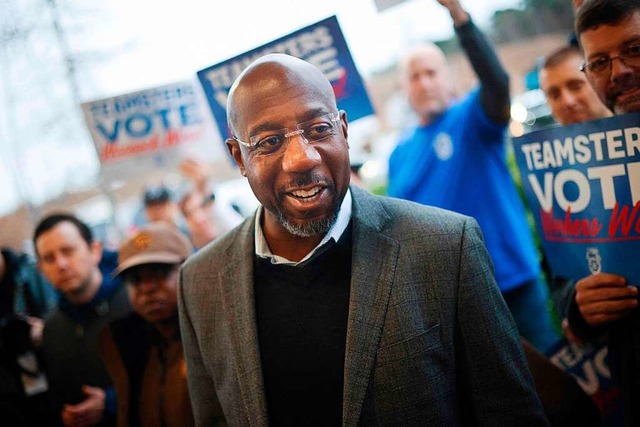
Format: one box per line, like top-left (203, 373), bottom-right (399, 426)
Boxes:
top-left (178, 54), bottom-right (548, 426)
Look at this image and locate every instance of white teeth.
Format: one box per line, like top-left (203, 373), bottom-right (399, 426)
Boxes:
top-left (292, 186), bottom-right (321, 198)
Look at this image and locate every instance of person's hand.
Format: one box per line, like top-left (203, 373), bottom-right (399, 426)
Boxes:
top-left (61, 385), bottom-right (105, 427)
top-left (435, 0), bottom-right (468, 26)
top-left (575, 273), bottom-right (637, 327)
top-left (179, 158), bottom-right (212, 193)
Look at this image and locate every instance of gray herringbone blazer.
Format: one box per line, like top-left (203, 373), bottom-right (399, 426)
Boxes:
top-left (178, 186), bottom-right (549, 426)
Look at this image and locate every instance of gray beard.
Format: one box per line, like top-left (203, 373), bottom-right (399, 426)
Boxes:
top-left (277, 209), bottom-right (338, 237)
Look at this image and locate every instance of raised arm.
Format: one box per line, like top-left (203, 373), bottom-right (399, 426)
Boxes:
top-left (438, 0), bottom-right (511, 123)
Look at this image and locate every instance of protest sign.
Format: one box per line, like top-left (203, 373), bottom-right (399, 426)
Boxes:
top-left (197, 15), bottom-right (374, 144)
top-left (81, 80), bottom-right (224, 181)
top-left (513, 113), bottom-right (640, 285)
top-left (549, 339), bottom-right (622, 425)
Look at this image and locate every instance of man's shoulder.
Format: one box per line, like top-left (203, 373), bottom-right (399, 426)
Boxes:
top-left (354, 188), bottom-right (472, 232)
top-left (386, 196), bottom-right (469, 227)
top-left (102, 275), bottom-right (132, 319)
top-left (100, 249), bottom-right (119, 270)
top-left (182, 216), bottom-right (252, 273)
top-left (394, 90), bottom-right (481, 144)
top-left (448, 88), bottom-right (481, 116)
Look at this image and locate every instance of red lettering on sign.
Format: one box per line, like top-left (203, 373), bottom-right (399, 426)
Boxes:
top-left (609, 201), bottom-right (640, 237)
top-left (541, 207), bottom-right (603, 238)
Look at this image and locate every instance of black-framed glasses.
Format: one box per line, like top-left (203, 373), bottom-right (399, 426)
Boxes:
top-left (580, 43), bottom-right (640, 77)
top-left (226, 111), bottom-right (342, 157)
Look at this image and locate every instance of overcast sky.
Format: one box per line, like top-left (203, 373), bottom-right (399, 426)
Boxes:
top-left (89, 0), bottom-right (521, 98)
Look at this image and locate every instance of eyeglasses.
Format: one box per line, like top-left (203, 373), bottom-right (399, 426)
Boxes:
top-left (227, 111), bottom-right (342, 157)
top-left (580, 43), bottom-right (640, 77)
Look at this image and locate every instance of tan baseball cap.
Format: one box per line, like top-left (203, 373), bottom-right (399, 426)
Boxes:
top-left (114, 222), bottom-right (192, 277)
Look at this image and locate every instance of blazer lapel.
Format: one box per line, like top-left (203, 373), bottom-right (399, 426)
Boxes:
top-left (218, 217), bottom-right (269, 426)
top-left (343, 188), bottom-right (399, 426)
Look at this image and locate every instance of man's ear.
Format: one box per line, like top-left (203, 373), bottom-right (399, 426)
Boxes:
top-left (226, 139), bottom-right (247, 176)
top-left (90, 240), bottom-right (103, 265)
top-left (340, 110), bottom-right (349, 148)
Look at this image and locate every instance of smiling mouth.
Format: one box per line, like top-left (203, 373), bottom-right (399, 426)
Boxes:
top-left (612, 88), bottom-right (640, 113)
top-left (291, 186), bottom-right (323, 199)
top-left (622, 91), bottom-right (640, 103)
top-left (614, 84), bottom-right (640, 100)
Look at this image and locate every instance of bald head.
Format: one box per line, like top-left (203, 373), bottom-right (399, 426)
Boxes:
top-left (399, 43), bottom-right (453, 124)
top-left (227, 54), bottom-right (337, 138)
top-left (223, 54), bottom-right (351, 251)
top-left (399, 43), bottom-right (449, 76)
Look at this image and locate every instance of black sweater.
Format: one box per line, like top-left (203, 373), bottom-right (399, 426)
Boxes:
top-left (254, 226), bottom-right (352, 426)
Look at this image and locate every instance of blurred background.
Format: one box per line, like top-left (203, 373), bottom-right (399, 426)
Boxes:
top-left (0, 0), bottom-right (568, 251)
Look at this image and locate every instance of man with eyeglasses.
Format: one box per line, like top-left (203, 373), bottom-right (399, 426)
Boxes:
top-left (177, 53), bottom-right (548, 426)
top-left (560, 1), bottom-right (640, 425)
top-left (100, 223), bottom-right (199, 427)
top-left (577, 0), bottom-right (640, 115)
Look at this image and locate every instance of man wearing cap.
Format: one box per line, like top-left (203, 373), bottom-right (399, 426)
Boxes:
top-left (99, 223), bottom-right (199, 427)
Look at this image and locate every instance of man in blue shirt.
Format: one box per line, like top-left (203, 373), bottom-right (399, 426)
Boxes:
top-left (388, 0), bottom-right (559, 352)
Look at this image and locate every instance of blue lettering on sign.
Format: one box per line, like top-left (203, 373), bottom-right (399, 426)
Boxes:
top-left (126, 113), bottom-right (153, 138)
top-left (95, 103), bottom-right (201, 143)
top-left (180, 103), bottom-right (201, 126)
top-left (97, 120), bottom-right (120, 143)
top-left (155, 109), bottom-right (171, 129)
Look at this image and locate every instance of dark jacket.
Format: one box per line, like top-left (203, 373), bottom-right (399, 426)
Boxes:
top-left (554, 276), bottom-right (640, 427)
top-left (99, 313), bottom-right (194, 427)
top-left (178, 186), bottom-right (548, 426)
top-left (39, 250), bottom-right (131, 426)
top-left (0, 249), bottom-right (58, 426)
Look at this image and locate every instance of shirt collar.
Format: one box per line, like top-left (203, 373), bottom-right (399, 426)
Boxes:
top-left (254, 189), bottom-right (352, 266)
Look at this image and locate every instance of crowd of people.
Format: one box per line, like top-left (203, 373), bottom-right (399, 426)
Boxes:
top-left (0, 0), bottom-right (638, 425)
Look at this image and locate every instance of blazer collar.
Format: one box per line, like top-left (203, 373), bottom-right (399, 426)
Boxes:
top-left (343, 186), bottom-right (399, 426)
top-left (218, 216), bottom-right (269, 426)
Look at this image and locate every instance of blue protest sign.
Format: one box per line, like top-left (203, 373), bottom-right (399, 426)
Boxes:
top-left (549, 339), bottom-right (623, 425)
top-left (513, 113), bottom-right (640, 285)
top-left (197, 15), bottom-right (374, 142)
